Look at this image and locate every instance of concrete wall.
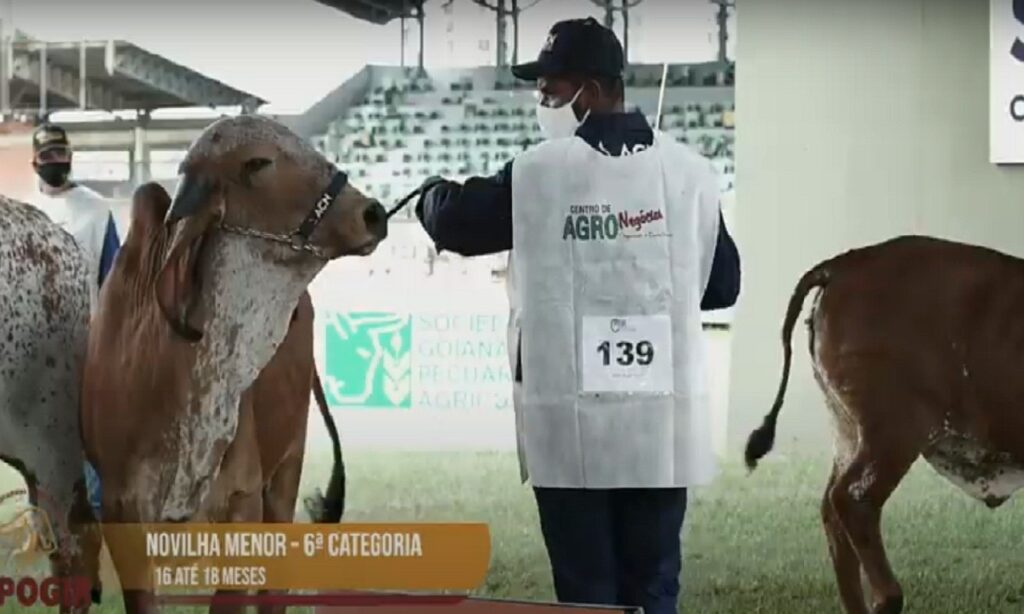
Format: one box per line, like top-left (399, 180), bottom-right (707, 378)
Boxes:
top-left (728, 0), bottom-right (1024, 453)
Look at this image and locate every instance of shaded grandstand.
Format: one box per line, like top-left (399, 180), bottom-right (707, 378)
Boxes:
top-left (299, 1), bottom-right (735, 212)
top-left (293, 62), bottom-right (735, 221)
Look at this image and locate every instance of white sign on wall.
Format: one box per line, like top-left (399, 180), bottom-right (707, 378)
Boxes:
top-left (991, 0), bottom-right (1024, 163)
top-left (302, 223), bottom-right (732, 456)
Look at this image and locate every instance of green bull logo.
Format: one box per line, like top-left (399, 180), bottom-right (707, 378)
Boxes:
top-left (324, 312), bottom-right (413, 409)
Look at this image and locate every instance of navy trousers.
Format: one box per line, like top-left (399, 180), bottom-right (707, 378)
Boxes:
top-left (532, 486), bottom-right (687, 614)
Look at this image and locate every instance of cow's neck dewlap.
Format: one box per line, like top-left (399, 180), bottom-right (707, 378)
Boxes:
top-left (160, 233), bottom-right (321, 521)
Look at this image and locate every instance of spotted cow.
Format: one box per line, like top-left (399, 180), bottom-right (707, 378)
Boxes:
top-left (0, 195), bottom-right (102, 612)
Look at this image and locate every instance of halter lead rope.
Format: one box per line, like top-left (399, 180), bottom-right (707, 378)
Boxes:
top-left (385, 177), bottom-right (446, 220)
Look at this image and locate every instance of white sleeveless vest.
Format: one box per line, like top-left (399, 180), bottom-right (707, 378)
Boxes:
top-left (508, 132), bottom-right (721, 489)
top-left (29, 184), bottom-right (111, 312)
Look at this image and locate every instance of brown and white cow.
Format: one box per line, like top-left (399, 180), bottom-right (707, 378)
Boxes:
top-left (744, 235), bottom-right (1024, 614)
top-left (0, 195), bottom-right (102, 612)
top-left (80, 115), bottom-right (385, 613)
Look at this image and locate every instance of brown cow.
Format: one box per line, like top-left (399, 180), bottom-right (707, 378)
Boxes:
top-left (81, 115), bottom-right (385, 614)
top-left (744, 235), bottom-right (1024, 614)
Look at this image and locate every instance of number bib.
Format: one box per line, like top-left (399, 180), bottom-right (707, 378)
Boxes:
top-left (580, 314), bottom-right (674, 394)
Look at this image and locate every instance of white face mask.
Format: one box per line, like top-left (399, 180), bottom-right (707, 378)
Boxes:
top-left (535, 87), bottom-right (590, 140)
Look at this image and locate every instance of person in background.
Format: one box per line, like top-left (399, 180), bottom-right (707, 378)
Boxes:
top-left (413, 17), bottom-right (740, 614)
top-left (29, 122), bottom-right (120, 520)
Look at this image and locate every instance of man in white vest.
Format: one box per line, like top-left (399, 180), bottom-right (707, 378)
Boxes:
top-left (415, 18), bottom-right (740, 614)
top-left (28, 122), bottom-right (120, 520)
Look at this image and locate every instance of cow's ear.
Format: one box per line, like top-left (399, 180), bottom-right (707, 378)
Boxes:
top-left (155, 173), bottom-right (223, 342)
top-left (121, 183), bottom-right (171, 257)
top-left (240, 157), bottom-right (274, 189)
top-left (130, 182), bottom-right (171, 230)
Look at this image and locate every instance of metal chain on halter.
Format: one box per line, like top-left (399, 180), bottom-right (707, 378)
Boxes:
top-left (218, 222), bottom-right (331, 259)
top-left (215, 177), bottom-right (444, 259)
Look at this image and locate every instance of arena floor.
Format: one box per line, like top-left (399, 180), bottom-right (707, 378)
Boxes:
top-left (3, 450), bottom-right (1024, 613)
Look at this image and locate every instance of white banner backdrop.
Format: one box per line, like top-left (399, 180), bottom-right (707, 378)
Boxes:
top-left (304, 222), bottom-right (733, 458)
top-left (991, 0), bottom-right (1024, 163)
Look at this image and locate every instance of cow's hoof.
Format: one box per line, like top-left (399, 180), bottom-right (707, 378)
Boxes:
top-left (91, 586), bottom-right (102, 604)
top-left (984, 495), bottom-right (1008, 509)
top-left (872, 594), bottom-right (903, 614)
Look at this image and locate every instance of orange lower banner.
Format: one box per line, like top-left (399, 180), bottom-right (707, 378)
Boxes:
top-left (100, 523), bottom-right (490, 592)
top-left (156, 592), bottom-right (641, 612)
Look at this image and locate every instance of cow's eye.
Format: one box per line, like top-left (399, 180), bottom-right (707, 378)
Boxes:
top-left (240, 157), bottom-right (273, 186)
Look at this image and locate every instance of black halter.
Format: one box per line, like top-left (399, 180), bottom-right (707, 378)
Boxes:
top-left (212, 169), bottom-right (351, 259)
top-left (290, 169), bottom-right (349, 249)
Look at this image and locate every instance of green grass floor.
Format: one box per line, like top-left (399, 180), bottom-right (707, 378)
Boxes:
top-left (4, 450), bottom-right (1024, 613)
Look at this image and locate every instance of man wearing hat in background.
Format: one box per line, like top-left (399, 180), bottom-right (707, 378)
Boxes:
top-left (29, 122), bottom-right (120, 520)
top-left (415, 16), bottom-right (740, 614)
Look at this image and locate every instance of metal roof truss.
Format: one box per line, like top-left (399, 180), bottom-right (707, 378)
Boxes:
top-left (2, 39), bottom-right (264, 116)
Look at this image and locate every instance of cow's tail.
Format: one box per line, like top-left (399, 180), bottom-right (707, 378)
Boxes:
top-left (743, 259), bottom-right (834, 472)
top-left (303, 368), bottom-right (346, 523)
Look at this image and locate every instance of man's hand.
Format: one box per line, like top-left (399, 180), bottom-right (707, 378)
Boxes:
top-left (414, 175), bottom-right (446, 223)
top-left (411, 161), bottom-right (512, 257)
top-left (414, 175), bottom-right (448, 254)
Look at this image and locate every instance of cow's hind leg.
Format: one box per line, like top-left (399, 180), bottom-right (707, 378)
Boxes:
top-left (822, 463), bottom-right (869, 614)
top-left (829, 426), bottom-right (924, 614)
top-left (257, 452), bottom-right (306, 614)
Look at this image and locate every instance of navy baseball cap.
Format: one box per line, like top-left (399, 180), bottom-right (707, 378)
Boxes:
top-left (511, 17), bottom-right (624, 81)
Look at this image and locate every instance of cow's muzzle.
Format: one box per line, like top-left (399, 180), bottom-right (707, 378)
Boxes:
top-left (364, 200), bottom-right (387, 241)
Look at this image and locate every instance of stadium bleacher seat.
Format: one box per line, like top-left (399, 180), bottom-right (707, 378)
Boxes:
top-left (310, 64), bottom-right (735, 214)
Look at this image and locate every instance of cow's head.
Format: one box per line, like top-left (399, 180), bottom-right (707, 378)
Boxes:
top-left (154, 114), bottom-right (386, 341)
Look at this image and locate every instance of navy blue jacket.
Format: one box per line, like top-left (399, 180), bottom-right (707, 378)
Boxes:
top-left (415, 109), bottom-right (741, 311)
